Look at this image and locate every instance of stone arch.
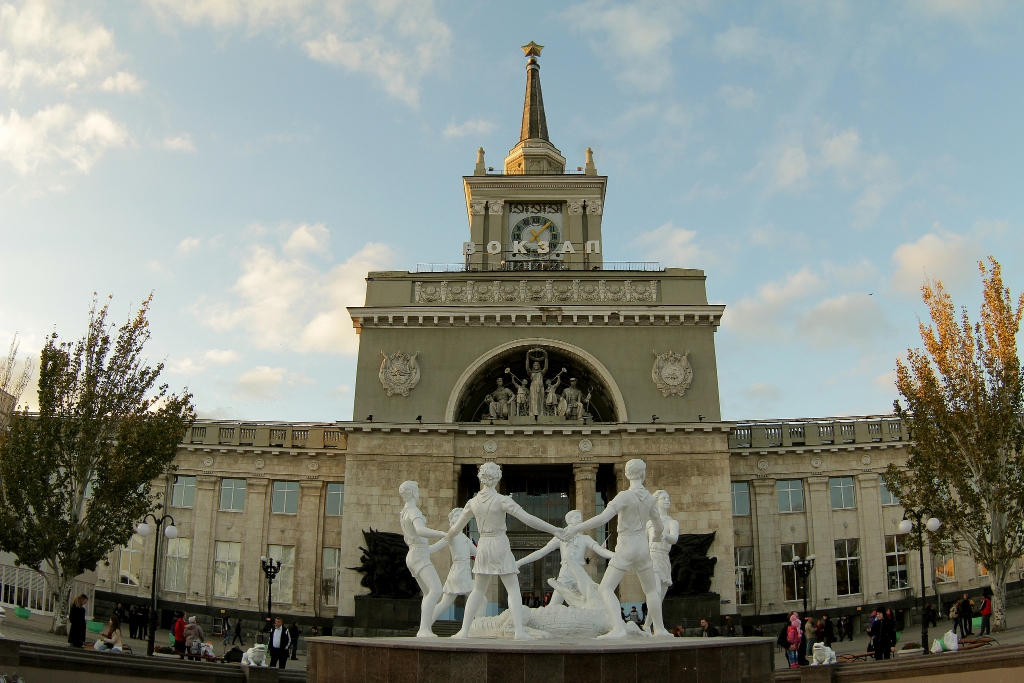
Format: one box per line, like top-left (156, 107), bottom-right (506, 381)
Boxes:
top-left (445, 338), bottom-right (628, 423)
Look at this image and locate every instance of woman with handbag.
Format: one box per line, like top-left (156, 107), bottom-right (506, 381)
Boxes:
top-left (184, 616), bottom-right (206, 661)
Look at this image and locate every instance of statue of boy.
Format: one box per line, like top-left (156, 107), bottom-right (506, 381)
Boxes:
top-left (445, 462), bottom-right (567, 639)
top-left (398, 481), bottom-right (448, 637)
top-left (564, 459), bottom-right (671, 638)
top-left (431, 507), bottom-right (479, 622)
top-left (515, 509), bottom-right (615, 606)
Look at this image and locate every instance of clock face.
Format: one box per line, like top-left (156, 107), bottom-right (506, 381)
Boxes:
top-left (510, 215), bottom-right (562, 259)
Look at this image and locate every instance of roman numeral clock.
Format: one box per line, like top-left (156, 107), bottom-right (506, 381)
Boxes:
top-left (509, 203), bottom-right (563, 260)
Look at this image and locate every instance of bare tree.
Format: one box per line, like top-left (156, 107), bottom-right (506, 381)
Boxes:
top-left (0, 334), bottom-right (33, 430)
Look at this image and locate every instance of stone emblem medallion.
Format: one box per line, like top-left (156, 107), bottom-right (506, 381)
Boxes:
top-left (811, 457), bottom-right (822, 469)
top-left (483, 439), bottom-right (498, 453)
top-left (861, 454), bottom-right (872, 466)
top-left (254, 458), bottom-right (265, 469)
top-left (203, 456), bottom-right (214, 467)
top-left (757, 459), bottom-right (769, 471)
top-left (308, 460), bottom-right (319, 471)
top-left (379, 350), bottom-right (421, 397)
top-left (578, 439), bottom-right (593, 452)
top-left (651, 350), bottom-right (694, 397)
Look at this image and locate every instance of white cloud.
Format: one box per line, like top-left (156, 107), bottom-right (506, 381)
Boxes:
top-left (167, 357), bottom-right (203, 376)
top-left (890, 228), bottom-right (981, 296)
top-left (724, 269), bottom-right (822, 339)
top-left (565, 2), bottom-right (682, 92)
top-left (816, 126), bottom-right (901, 228)
top-left (632, 222), bottom-right (704, 267)
top-left (717, 84), bottom-right (756, 110)
top-left (442, 118), bottom-right (496, 139)
top-left (769, 145), bottom-right (810, 192)
top-left (796, 294), bottom-right (892, 352)
top-left (712, 26), bottom-right (808, 72)
top-left (161, 134), bottom-right (196, 152)
top-left (204, 349), bottom-right (239, 364)
top-left (100, 71), bottom-right (142, 92)
top-left (149, 0), bottom-right (451, 106)
top-left (177, 236), bottom-right (202, 254)
top-left (231, 365), bottom-right (312, 402)
top-left (0, 0), bottom-right (129, 92)
top-left (0, 105), bottom-right (127, 174)
top-left (203, 224), bottom-right (393, 354)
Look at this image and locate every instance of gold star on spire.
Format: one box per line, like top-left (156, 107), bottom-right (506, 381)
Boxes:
top-left (521, 41), bottom-right (544, 58)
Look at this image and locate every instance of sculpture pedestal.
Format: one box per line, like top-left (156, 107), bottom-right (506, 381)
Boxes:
top-left (307, 635), bottom-right (773, 683)
top-left (662, 593), bottom-right (722, 631)
top-left (353, 595), bottom-right (421, 631)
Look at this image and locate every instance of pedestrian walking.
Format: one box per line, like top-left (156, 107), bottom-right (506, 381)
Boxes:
top-left (223, 617), bottom-right (233, 645)
top-left (139, 606), bottom-right (150, 640)
top-left (184, 616), bottom-right (205, 661)
top-left (950, 600), bottom-right (963, 637)
top-left (801, 616), bottom-right (814, 665)
top-left (785, 614), bottom-right (802, 668)
top-left (837, 616), bottom-right (845, 643)
top-left (724, 615), bottom-right (736, 636)
top-left (231, 619), bottom-right (246, 647)
top-left (67, 594), bottom-right (88, 648)
top-left (128, 605), bottom-right (138, 640)
top-left (172, 611), bottom-right (187, 658)
top-left (978, 589), bottom-right (993, 637)
top-left (289, 621), bottom-right (301, 660)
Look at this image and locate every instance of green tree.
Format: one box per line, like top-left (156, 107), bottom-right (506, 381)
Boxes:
top-left (0, 296), bottom-right (194, 633)
top-left (884, 258), bottom-right (1024, 632)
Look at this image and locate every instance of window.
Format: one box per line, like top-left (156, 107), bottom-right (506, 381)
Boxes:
top-left (326, 483), bottom-right (344, 516)
top-left (829, 477), bottom-right (856, 510)
top-left (735, 546), bottom-right (754, 605)
top-left (777, 480), bottom-right (804, 513)
top-left (978, 563), bottom-right (989, 577)
top-left (834, 539), bottom-right (861, 595)
top-left (321, 548), bottom-right (341, 606)
top-left (267, 545), bottom-right (295, 604)
top-left (118, 534), bottom-right (144, 586)
top-left (885, 535), bottom-right (909, 589)
top-left (781, 543), bottom-right (808, 601)
top-left (214, 541), bottom-right (241, 598)
top-left (934, 553), bottom-right (955, 583)
top-left (220, 478), bottom-right (246, 512)
top-left (879, 476), bottom-right (900, 506)
top-left (165, 537), bottom-right (191, 592)
top-left (731, 482), bottom-right (750, 516)
top-left (171, 475), bottom-right (196, 508)
top-left (271, 481), bottom-right (299, 514)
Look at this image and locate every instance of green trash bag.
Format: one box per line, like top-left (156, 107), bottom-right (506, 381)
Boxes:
top-left (170, 632), bottom-right (176, 646)
top-left (973, 616), bottom-right (982, 630)
top-left (86, 620), bottom-right (104, 633)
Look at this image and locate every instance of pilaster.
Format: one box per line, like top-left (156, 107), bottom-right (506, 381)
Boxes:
top-left (751, 478), bottom-right (783, 613)
top-left (239, 478), bottom-right (270, 610)
top-left (856, 473), bottom-right (885, 603)
top-left (188, 475), bottom-right (218, 606)
top-left (805, 476), bottom-right (836, 609)
top-left (296, 480), bottom-right (325, 613)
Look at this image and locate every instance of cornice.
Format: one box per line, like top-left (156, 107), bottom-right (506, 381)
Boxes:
top-left (347, 304), bottom-right (725, 330)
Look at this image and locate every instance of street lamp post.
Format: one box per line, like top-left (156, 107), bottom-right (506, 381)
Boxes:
top-left (135, 514), bottom-right (178, 657)
top-left (898, 509), bottom-right (941, 654)
top-left (260, 555), bottom-right (283, 629)
top-left (793, 555), bottom-right (817, 615)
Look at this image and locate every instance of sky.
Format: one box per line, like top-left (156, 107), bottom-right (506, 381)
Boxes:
top-left (1, 0), bottom-right (1023, 423)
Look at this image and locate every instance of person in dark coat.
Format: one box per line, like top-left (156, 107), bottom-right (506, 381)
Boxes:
top-left (288, 621), bottom-right (301, 660)
top-left (268, 618), bottom-right (292, 669)
top-left (699, 618), bottom-right (720, 637)
top-left (880, 608), bottom-right (897, 659)
top-left (960, 594), bottom-right (974, 636)
top-left (822, 614), bottom-right (835, 646)
top-left (67, 594), bottom-right (89, 648)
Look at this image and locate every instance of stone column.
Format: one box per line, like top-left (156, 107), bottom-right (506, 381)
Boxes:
top-left (467, 199), bottom-right (486, 269)
top-left (240, 478), bottom-right (270, 612)
top-left (805, 476), bottom-right (836, 609)
top-left (565, 200), bottom-right (585, 267)
top-left (573, 462), bottom-right (599, 579)
top-left (856, 473), bottom-right (886, 604)
top-left (295, 480), bottom-right (325, 613)
top-left (188, 475), bottom-right (218, 607)
top-left (751, 478), bottom-right (783, 613)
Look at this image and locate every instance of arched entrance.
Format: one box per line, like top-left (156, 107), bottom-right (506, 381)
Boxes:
top-left (445, 339), bottom-right (627, 423)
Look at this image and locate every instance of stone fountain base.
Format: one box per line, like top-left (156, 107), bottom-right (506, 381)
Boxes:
top-left (307, 634), bottom-right (773, 683)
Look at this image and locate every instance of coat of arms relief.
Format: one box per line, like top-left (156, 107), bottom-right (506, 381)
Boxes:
top-left (379, 350), bottom-right (421, 397)
top-left (652, 350), bottom-right (693, 397)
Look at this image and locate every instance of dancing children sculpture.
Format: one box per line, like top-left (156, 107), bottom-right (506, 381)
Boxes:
top-left (398, 481), bottom-right (448, 637)
top-left (564, 459), bottom-right (672, 638)
top-left (515, 510), bottom-right (614, 606)
top-left (645, 490), bottom-right (680, 633)
top-left (431, 507), bottom-right (478, 622)
top-left (445, 462), bottom-right (568, 640)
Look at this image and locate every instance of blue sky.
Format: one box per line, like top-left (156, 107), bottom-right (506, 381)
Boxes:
top-left (2, 0), bottom-right (1022, 422)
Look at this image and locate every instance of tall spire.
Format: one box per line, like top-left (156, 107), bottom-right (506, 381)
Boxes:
top-left (519, 42), bottom-right (548, 142)
top-left (504, 42), bottom-right (565, 175)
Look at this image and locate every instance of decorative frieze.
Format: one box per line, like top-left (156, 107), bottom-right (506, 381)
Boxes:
top-left (470, 200), bottom-right (486, 215)
top-left (567, 199), bottom-right (584, 215)
top-left (586, 199), bottom-right (603, 215)
top-left (487, 199), bottom-right (505, 215)
top-left (413, 279), bottom-right (658, 304)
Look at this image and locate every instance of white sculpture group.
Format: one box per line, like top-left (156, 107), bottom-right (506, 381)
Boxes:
top-left (398, 459), bottom-right (680, 640)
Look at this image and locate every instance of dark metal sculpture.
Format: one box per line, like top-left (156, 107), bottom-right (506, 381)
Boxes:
top-left (348, 529), bottom-right (421, 599)
top-left (666, 531), bottom-right (718, 596)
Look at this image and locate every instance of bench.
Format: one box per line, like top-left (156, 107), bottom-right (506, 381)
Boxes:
top-left (959, 636), bottom-right (997, 650)
top-left (836, 651), bottom-right (873, 663)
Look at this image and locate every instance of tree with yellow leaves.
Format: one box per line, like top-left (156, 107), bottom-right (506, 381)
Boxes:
top-left (884, 257), bottom-right (1024, 632)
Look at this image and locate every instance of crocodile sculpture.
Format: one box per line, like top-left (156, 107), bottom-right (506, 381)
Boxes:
top-left (468, 559), bottom-right (648, 638)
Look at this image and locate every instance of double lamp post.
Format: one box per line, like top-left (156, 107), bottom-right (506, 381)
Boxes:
top-left (898, 508), bottom-right (941, 654)
top-left (135, 513), bottom-right (178, 657)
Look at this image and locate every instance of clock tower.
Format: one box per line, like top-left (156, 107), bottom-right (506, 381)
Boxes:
top-left (463, 42), bottom-right (605, 271)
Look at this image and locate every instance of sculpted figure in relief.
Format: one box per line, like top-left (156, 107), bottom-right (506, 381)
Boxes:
top-left (526, 348), bottom-right (548, 417)
top-left (545, 370), bottom-right (565, 415)
top-left (445, 462), bottom-right (568, 640)
top-left (504, 368), bottom-right (529, 417)
top-left (379, 350), bottom-right (420, 397)
top-left (644, 490), bottom-right (680, 634)
top-left (559, 378), bottom-right (590, 420)
top-left (487, 378), bottom-right (514, 419)
top-left (515, 510), bottom-right (614, 606)
top-left (564, 459), bottom-right (672, 638)
top-left (398, 481), bottom-right (448, 637)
